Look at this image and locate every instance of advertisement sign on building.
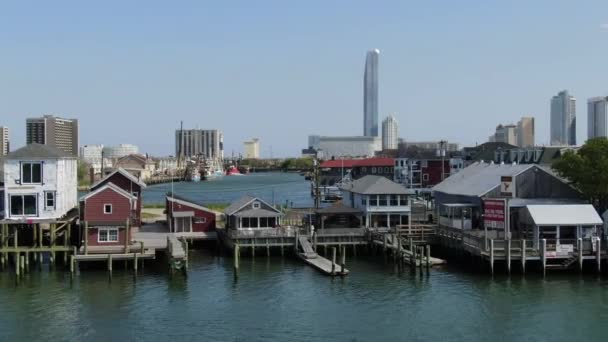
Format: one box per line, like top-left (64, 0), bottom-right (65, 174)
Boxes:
top-left (500, 176), bottom-right (515, 197)
top-left (483, 199), bottom-right (506, 229)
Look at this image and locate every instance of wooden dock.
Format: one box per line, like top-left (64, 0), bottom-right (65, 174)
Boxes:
top-left (296, 236), bottom-right (349, 276)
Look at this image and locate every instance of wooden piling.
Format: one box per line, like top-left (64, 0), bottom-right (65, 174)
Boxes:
top-left (489, 239), bottom-right (494, 275)
top-left (541, 239), bottom-right (547, 277)
top-left (107, 254), bottom-right (113, 273)
top-left (383, 234), bottom-right (387, 253)
top-left (331, 247), bottom-right (336, 275)
top-left (124, 219), bottom-right (130, 254)
top-left (15, 253), bottom-right (20, 278)
top-left (25, 252), bottom-right (29, 273)
top-left (596, 238), bottom-right (601, 274)
top-left (50, 223), bottom-right (56, 267)
top-left (341, 246), bottom-right (346, 275)
top-left (70, 255), bottom-right (75, 274)
top-left (20, 255), bottom-right (25, 275)
top-left (84, 222), bottom-right (89, 255)
top-left (233, 245), bottom-right (240, 276)
top-left (134, 253), bottom-right (138, 272)
top-left (521, 239), bottom-right (526, 274)
top-left (506, 239), bottom-right (511, 274)
top-left (577, 238), bottom-right (583, 272)
top-left (426, 245), bottom-right (431, 269)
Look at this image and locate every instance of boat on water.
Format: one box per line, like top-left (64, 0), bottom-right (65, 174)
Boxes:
top-left (226, 166), bottom-right (244, 176)
top-left (203, 158), bottom-right (225, 180)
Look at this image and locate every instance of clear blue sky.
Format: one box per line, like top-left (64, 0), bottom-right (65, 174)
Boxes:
top-left (1, 0), bottom-right (608, 157)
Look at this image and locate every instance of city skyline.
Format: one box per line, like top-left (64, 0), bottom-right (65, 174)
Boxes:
top-left (2, 1), bottom-right (608, 156)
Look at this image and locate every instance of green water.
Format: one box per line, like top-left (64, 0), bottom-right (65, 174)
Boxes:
top-left (1, 252), bottom-right (608, 341)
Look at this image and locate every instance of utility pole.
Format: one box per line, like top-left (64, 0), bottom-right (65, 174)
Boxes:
top-left (314, 153), bottom-right (321, 209)
top-left (439, 140), bottom-right (447, 181)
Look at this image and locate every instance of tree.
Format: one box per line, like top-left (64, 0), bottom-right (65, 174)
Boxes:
top-left (552, 137), bottom-right (608, 212)
top-left (77, 160), bottom-right (91, 187)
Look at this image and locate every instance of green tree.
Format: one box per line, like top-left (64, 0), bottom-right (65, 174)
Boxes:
top-left (552, 137), bottom-right (608, 212)
top-left (77, 160), bottom-right (91, 187)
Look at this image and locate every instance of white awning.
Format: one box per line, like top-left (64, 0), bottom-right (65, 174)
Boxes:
top-left (527, 205), bottom-right (603, 226)
top-left (173, 211), bottom-right (194, 218)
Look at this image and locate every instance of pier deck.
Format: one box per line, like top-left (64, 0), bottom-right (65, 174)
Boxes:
top-left (297, 236), bottom-right (348, 276)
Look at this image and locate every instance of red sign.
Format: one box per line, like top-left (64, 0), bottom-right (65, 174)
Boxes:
top-left (483, 199), bottom-right (506, 229)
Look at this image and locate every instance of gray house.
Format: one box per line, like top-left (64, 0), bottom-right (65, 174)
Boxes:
top-left (224, 195), bottom-right (282, 230)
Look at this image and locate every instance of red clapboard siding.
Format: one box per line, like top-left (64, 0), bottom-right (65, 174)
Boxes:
top-left (84, 188), bottom-right (132, 223)
top-left (166, 199), bottom-right (216, 232)
top-left (94, 173), bottom-right (142, 226)
top-left (87, 227), bottom-right (127, 247)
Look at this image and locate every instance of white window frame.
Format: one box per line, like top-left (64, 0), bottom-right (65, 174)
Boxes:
top-left (104, 204), bottom-right (113, 214)
top-left (44, 191), bottom-right (56, 210)
top-left (9, 194), bottom-right (38, 217)
top-left (194, 217), bottom-right (207, 224)
top-left (252, 201), bottom-right (261, 209)
top-left (21, 162), bottom-right (43, 185)
top-left (98, 227), bottom-right (119, 243)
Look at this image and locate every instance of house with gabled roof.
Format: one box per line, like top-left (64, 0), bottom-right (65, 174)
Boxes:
top-left (166, 192), bottom-right (216, 233)
top-left (339, 175), bottom-right (414, 228)
top-left (2, 143), bottom-right (77, 220)
top-left (90, 168), bottom-right (146, 226)
top-left (224, 195), bottom-right (282, 230)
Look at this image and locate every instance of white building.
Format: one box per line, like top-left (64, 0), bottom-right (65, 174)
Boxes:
top-left (80, 144), bottom-right (103, 166)
top-left (243, 138), bottom-right (260, 159)
top-left (102, 144), bottom-right (139, 160)
top-left (0, 127), bottom-right (9, 156)
top-left (516, 117), bottom-right (535, 147)
top-left (492, 124), bottom-right (518, 145)
top-left (340, 175), bottom-right (413, 228)
top-left (308, 135), bottom-right (381, 159)
top-left (381, 115), bottom-right (398, 150)
top-left (587, 96), bottom-right (608, 139)
top-left (550, 90), bottom-right (576, 146)
top-left (3, 144), bottom-right (78, 220)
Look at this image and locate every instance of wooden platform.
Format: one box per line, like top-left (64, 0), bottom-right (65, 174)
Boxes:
top-left (297, 236), bottom-right (348, 276)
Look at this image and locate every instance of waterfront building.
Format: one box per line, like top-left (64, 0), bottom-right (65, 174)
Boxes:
top-left (381, 115), bottom-right (398, 150)
top-left (79, 182), bottom-right (138, 251)
top-left (319, 157), bottom-right (394, 186)
top-left (80, 144), bottom-right (104, 167)
top-left (90, 168), bottom-right (146, 227)
top-left (26, 115), bottom-right (79, 156)
top-left (398, 140), bottom-right (460, 152)
top-left (175, 129), bottom-right (224, 160)
top-left (307, 135), bottom-right (381, 159)
top-left (587, 96), bottom-right (608, 139)
top-left (394, 149), bottom-right (459, 188)
top-left (0, 127), bottom-right (9, 156)
top-left (166, 192), bottom-right (216, 233)
top-left (112, 154), bottom-right (156, 180)
top-left (550, 90), bottom-right (576, 146)
top-left (224, 195), bottom-right (282, 230)
top-left (492, 146), bottom-right (578, 165)
top-left (364, 49), bottom-right (380, 137)
top-left (243, 138), bottom-right (260, 159)
top-left (102, 144), bottom-right (139, 160)
top-left (462, 142), bottom-right (518, 167)
top-left (155, 156), bottom-right (179, 175)
top-left (2, 144), bottom-right (77, 220)
top-left (517, 117), bottom-right (535, 147)
top-left (340, 175), bottom-right (413, 228)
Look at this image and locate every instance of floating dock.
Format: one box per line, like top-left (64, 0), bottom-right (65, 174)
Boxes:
top-left (297, 236), bottom-right (349, 276)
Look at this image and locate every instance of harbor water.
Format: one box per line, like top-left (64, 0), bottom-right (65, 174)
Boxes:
top-left (3, 173), bottom-right (608, 341)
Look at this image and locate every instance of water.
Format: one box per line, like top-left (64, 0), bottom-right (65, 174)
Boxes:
top-left (1, 254), bottom-right (608, 341)
top-left (4, 173), bottom-right (608, 341)
top-left (143, 172), bottom-right (312, 207)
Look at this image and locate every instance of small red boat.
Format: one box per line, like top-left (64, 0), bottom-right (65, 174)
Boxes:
top-left (226, 166), bottom-right (244, 176)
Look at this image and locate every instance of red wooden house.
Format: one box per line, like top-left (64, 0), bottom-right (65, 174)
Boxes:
top-left (166, 192), bottom-right (216, 233)
top-left (90, 168), bottom-right (146, 227)
top-left (80, 182), bottom-right (138, 250)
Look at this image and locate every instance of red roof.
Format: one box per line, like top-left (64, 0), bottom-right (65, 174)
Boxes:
top-left (320, 157), bottom-right (394, 168)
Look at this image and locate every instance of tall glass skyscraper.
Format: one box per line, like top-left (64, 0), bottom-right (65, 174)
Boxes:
top-left (364, 49), bottom-right (380, 137)
top-left (587, 96), bottom-right (608, 139)
top-left (550, 90), bottom-right (576, 146)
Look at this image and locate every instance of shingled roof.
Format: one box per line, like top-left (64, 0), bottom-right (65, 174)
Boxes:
top-left (340, 175), bottom-right (412, 195)
top-left (5, 143), bottom-right (75, 160)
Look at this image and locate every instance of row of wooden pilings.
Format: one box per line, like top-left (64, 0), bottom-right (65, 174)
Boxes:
top-left (376, 232), bottom-right (433, 272)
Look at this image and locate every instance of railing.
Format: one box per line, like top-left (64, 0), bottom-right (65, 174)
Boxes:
top-left (227, 226), bottom-right (303, 239)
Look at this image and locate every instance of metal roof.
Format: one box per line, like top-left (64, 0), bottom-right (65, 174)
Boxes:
top-left (432, 162), bottom-right (535, 197)
top-left (340, 175), bottom-right (412, 195)
top-left (5, 143), bottom-right (75, 159)
top-left (224, 195), bottom-right (256, 215)
top-left (526, 204), bottom-right (602, 226)
top-left (166, 192), bottom-right (213, 212)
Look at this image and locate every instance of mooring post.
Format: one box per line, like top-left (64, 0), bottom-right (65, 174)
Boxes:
top-left (341, 246), bottom-right (345, 275)
top-left (596, 238), bottom-right (601, 274)
top-left (266, 239), bottom-right (270, 258)
top-left (541, 238), bottom-right (547, 277)
top-left (331, 247), bottom-right (336, 276)
top-left (107, 254), bottom-right (113, 274)
top-left (490, 239), bottom-right (494, 275)
top-left (521, 239), bottom-right (526, 274)
top-left (578, 238), bottom-right (583, 272)
top-left (383, 234), bottom-right (387, 254)
top-left (426, 245), bottom-right (431, 269)
top-left (20, 255), bottom-right (25, 275)
top-left (411, 243), bottom-right (417, 269)
top-left (506, 239), bottom-right (511, 274)
top-left (25, 252), bottom-right (29, 273)
top-left (134, 253), bottom-right (138, 272)
top-left (15, 253), bottom-right (20, 278)
top-left (233, 245), bottom-right (240, 277)
top-left (84, 221), bottom-right (89, 255)
top-left (124, 219), bottom-right (130, 254)
top-left (70, 255), bottom-right (75, 274)
top-left (50, 223), bottom-right (55, 267)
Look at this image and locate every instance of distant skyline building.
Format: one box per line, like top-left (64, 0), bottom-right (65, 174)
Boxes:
top-left (363, 49), bottom-right (379, 137)
top-left (243, 138), bottom-right (260, 159)
top-left (26, 114), bottom-right (79, 155)
top-left (550, 90), bottom-right (576, 146)
top-left (587, 96), bottom-right (608, 140)
top-left (516, 117), bottom-right (535, 147)
top-left (381, 115), bottom-right (398, 150)
top-left (492, 124), bottom-right (518, 146)
top-left (0, 127), bottom-right (9, 156)
top-left (175, 129), bottom-right (224, 159)
top-left (398, 140), bottom-right (460, 152)
top-left (308, 135), bottom-right (380, 159)
top-left (80, 144), bottom-right (104, 166)
top-left (102, 144), bottom-right (140, 159)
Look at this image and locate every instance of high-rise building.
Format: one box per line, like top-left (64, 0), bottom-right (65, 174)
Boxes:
top-left (364, 49), bottom-right (380, 137)
top-left (26, 115), bottom-right (79, 155)
top-left (175, 129), bottom-right (224, 159)
top-left (492, 124), bottom-right (518, 146)
top-left (381, 115), bottom-right (398, 150)
top-left (550, 90), bottom-right (576, 146)
top-left (0, 127), bottom-right (9, 156)
top-left (243, 138), bottom-right (260, 159)
top-left (516, 117), bottom-right (535, 147)
top-left (80, 144), bottom-right (104, 165)
top-left (587, 96), bottom-right (608, 140)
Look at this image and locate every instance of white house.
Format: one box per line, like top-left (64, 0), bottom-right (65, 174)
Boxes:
top-left (339, 175), bottom-right (414, 228)
top-left (3, 144), bottom-right (78, 220)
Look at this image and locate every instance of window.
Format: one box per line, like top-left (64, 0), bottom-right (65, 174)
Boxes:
top-left (390, 195), bottom-right (398, 206)
top-left (194, 217), bottom-right (207, 224)
top-left (361, 167), bottom-right (367, 172)
top-left (399, 195), bottom-right (409, 206)
top-left (21, 162), bottom-right (42, 184)
top-left (423, 174), bottom-right (429, 181)
top-left (98, 228), bottom-right (119, 243)
top-left (384, 167), bottom-right (390, 173)
top-left (10, 194), bottom-right (37, 216)
top-left (104, 204), bottom-right (113, 214)
top-left (371, 167), bottom-right (377, 174)
top-left (45, 191), bottom-right (55, 209)
top-left (252, 201), bottom-right (261, 209)
top-left (369, 196), bottom-right (378, 206)
top-left (361, 198), bottom-right (367, 206)
top-left (378, 196), bottom-right (387, 206)
top-left (132, 192), bottom-right (139, 198)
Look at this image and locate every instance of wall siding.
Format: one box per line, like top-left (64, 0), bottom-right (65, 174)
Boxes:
top-left (87, 227), bottom-right (127, 247)
top-left (166, 199), bottom-right (216, 232)
top-left (83, 188), bottom-right (132, 223)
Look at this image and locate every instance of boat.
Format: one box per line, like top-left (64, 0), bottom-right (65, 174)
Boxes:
top-left (226, 166), bottom-right (244, 176)
top-left (203, 158), bottom-right (225, 180)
